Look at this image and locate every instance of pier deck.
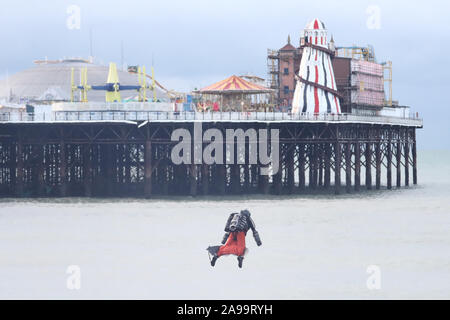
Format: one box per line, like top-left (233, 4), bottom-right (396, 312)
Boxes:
top-left (0, 111), bottom-right (423, 127)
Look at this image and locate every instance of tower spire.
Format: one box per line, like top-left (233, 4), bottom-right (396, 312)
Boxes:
top-left (329, 34), bottom-right (336, 51)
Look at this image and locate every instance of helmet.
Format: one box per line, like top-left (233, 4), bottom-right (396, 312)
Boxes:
top-left (240, 209), bottom-right (251, 217)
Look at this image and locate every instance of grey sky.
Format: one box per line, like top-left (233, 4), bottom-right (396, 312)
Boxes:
top-left (0, 0), bottom-right (448, 149)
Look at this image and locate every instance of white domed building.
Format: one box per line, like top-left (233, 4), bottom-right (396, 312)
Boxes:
top-left (0, 58), bottom-right (169, 104)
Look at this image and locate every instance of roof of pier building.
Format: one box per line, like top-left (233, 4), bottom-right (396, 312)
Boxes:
top-left (195, 75), bottom-right (274, 95)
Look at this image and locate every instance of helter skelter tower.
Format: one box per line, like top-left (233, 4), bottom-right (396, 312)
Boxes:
top-left (292, 18), bottom-right (341, 114)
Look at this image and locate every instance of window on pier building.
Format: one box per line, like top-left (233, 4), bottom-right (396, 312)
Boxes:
top-left (284, 68), bottom-right (289, 75)
top-left (284, 86), bottom-right (289, 94)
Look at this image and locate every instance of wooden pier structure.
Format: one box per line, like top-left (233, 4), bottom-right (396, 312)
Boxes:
top-left (0, 111), bottom-right (422, 197)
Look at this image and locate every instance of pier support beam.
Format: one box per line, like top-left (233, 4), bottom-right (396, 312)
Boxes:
top-left (83, 144), bottom-right (92, 197)
top-left (375, 138), bottom-right (381, 190)
top-left (287, 145), bottom-right (295, 194)
top-left (318, 144), bottom-right (323, 187)
top-left (354, 142), bottom-right (361, 191)
top-left (244, 165), bottom-right (250, 193)
top-left (201, 164), bottom-right (209, 195)
top-left (308, 146), bottom-right (313, 189)
top-left (69, 145), bottom-right (75, 193)
top-left (404, 131), bottom-right (410, 187)
top-left (189, 126), bottom-right (198, 197)
top-left (243, 164), bottom-right (250, 193)
top-left (144, 140), bottom-right (152, 198)
top-left (311, 145), bottom-right (318, 189)
top-left (396, 136), bottom-right (401, 188)
top-left (244, 144), bottom-right (250, 193)
top-left (9, 141), bottom-right (16, 196)
top-left (162, 161), bottom-right (170, 195)
top-left (345, 142), bottom-right (352, 193)
top-left (334, 142), bottom-right (341, 195)
top-left (387, 131), bottom-right (392, 190)
top-left (365, 142), bottom-right (372, 190)
top-left (172, 164), bottom-right (181, 194)
top-left (412, 129), bottom-right (417, 185)
top-left (231, 164), bottom-right (240, 194)
top-left (259, 165), bottom-right (269, 194)
top-left (251, 165), bottom-right (258, 192)
top-left (15, 137), bottom-right (23, 196)
top-left (273, 169), bottom-right (282, 195)
top-left (273, 147), bottom-right (282, 195)
top-left (45, 145), bottom-right (53, 192)
top-left (189, 164), bottom-right (197, 196)
top-left (217, 164), bottom-right (226, 195)
top-left (298, 144), bottom-right (305, 191)
top-left (60, 135), bottom-right (67, 197)
top-left (324, 143), bottom-right (331, 189)
top-left (117, 145), bottom-right (124, 187)
top-left (313, 144), bottom-right (319, 189)
top-left (162, 146), bottom-right (171, 195)
top-left (125, 144), bottom-right (131, 194)
top-left (35, 144), bottom-right (45, 197)
top-left (307, 145), bottom-right (314, 190)
top-left (215, 139), bottom-right (227, 195)
top-left (106, 144), bottom-right (115, 196)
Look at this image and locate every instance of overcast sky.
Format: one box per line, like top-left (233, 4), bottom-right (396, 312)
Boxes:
top-left (0, 0), bottom-right (448, 149)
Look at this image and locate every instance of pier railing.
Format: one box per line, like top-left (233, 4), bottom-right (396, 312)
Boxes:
top-left (0, 111), bottom-right (423, 127)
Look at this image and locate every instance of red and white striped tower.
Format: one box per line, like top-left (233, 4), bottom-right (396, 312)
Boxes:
top-left (292, 18), bottom-right (341, 114)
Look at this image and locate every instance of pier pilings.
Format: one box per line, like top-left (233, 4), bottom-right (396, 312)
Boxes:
top-left (0, 122), bottom-right (419, 197)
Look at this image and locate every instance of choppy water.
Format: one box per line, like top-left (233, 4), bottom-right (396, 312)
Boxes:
top-left (0, 150), bottom-right (449, 299)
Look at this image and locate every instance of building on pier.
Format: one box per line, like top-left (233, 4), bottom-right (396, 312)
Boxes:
top-left (193, 75), bottom-right (275, 112)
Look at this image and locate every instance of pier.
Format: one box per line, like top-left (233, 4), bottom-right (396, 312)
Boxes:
top-left (0, 111), bottom-right (422, 197)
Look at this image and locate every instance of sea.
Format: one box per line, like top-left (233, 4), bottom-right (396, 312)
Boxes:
top-left (0, 150), bottom-right (449, 299)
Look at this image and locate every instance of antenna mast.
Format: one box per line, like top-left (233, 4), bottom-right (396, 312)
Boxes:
top-left (89, 28), bottom-right (93, 60)
top-left (121, 41), bottom-right (124, 71)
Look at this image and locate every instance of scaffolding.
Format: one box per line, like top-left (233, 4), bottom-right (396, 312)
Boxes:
top-left (336, 45), bottom-right (376, 62)
top-left (335, 45), bottom-right (395, 108)
top-left (382, 61), bottom-right (393, 106)
top-left (267, 49), bottom-right (279, 102)
top-left (350, 60), bottom-right (385, 107)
